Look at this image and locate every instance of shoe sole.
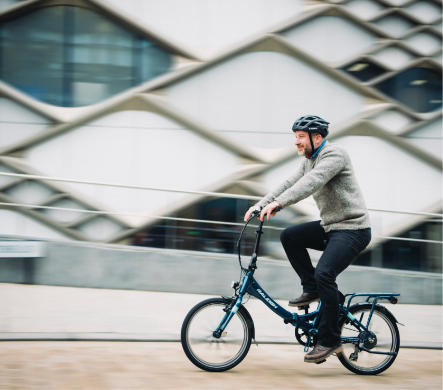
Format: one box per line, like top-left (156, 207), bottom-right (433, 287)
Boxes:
top-left (304, 345), bottom-right (344, 364)
top-left (288, 298), bottom-right (320, 308)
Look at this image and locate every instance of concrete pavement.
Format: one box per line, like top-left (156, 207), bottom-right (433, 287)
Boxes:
top-left (0, 342), bottom-right (441, 389)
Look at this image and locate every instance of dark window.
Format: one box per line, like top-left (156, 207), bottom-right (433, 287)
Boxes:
top-left (375, 67), bottom-right (442, 113)
top-left (353, 220), bottom-right (442, 273)
top-left (341, 61), bottom-right (386, 82)
top-left (0, 6), bottom-right (172, 107)
top-left (133, 198), bottom-right (254, 254)
top-left (132, 197), bottom-right (287, 256)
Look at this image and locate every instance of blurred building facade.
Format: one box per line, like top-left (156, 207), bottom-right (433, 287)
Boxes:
top-left (0, 0), bottom-right (441, 273)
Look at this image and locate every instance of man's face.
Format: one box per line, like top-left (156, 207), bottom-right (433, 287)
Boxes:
top-left (295, 130), bottom-right (313, 157)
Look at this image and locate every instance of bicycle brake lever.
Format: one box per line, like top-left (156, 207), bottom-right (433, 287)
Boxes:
top-left (251, 207), bottom-right (262, 218)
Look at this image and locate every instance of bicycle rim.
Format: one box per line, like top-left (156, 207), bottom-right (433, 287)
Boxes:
top-left (341, 307), bottom-right (398, 373)
top-left (185, 302), bottom-right (249, 369)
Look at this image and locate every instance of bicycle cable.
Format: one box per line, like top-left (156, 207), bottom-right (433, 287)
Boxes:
top-left (242, 292), bottom-right (251, 305)
top-left (236, 210), bottom-right (260, 273)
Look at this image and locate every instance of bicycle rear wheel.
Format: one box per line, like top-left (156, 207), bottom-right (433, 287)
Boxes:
top-left (181, 297), bottom-right (253, 372)
top-left (339, 304), bottom-right (400, 375)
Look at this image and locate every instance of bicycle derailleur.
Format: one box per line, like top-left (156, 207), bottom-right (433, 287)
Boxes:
top-left (349, 330), bottom-right (377, 361)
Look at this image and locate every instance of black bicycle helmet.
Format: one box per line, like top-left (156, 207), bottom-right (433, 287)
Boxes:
top-left (292, 115), bottom-right (329, 157)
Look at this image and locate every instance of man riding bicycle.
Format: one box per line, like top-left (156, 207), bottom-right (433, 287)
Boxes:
top-left (244, 115), bottom-right (371, 364)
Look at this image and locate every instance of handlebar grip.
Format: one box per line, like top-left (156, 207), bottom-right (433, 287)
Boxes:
top-left (275, 206), bottom-right (282, 212)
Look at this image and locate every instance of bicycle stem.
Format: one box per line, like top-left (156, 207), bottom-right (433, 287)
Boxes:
top-left (248, 218), bottom-right (264, 271)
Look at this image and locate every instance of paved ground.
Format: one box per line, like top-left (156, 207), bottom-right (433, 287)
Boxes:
top-left (0, 342), bottom-right (441, 389)
top-left (0, 283), bottom-right (441, 389)
top-left (0, 283), bottom-right (441, 348)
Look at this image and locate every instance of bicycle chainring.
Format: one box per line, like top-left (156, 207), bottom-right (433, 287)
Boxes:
top-left (295, 327), bottom-right (317, 347)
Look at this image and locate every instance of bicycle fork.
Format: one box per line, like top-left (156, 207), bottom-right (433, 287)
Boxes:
top-left (212, 299), bottom-right (241, 339)
top-left (212, 275), bottom-right (251, 339)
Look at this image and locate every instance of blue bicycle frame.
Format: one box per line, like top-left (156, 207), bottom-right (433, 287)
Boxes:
top-left (213, 213), bottom-right (399, 356)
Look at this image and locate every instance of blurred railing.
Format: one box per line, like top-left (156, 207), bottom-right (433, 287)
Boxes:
top-left (0, 171), bottom-right (441, 245)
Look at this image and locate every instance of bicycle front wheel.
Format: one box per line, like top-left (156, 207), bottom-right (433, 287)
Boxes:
top-left (181, 297), bottom-right (252, 372)
top-left (339, 304), bottom-right (400, 375)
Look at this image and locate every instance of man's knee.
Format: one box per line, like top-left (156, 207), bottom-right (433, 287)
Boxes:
top-left (280, 228), bottom-right (290, 243)
top-left (280, 228), bottom-right (302, 247)
top-left (314, 267), bottom-right (334, 285)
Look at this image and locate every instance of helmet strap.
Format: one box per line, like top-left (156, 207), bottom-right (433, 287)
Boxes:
top-left (308, 132), bottom-right (316, 158)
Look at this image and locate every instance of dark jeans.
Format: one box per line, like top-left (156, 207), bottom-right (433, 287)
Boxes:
top-left (280, 221), bottom-right (371, 347)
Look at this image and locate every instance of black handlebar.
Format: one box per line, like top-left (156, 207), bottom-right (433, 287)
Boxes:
top-left (237, 205), bottom-right (282, 272)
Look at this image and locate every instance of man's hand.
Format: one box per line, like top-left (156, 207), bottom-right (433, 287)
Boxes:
top-left (244, 206), bottom-right (258, 222)
top-left (259, 200), bottom-right (281, 221)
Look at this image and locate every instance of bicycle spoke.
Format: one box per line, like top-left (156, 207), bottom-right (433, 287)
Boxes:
top-left (339, 306), bottom-right (399, 375)
top-left (185, 302), bottom-right (248, 367)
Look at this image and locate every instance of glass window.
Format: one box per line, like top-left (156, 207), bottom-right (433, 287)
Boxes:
top-left (0, 6), bottom-right (173, 107)
top-left (140, 40), bottom-right (173, 82)
top-left (131, 197), bottom-right (295, 257)
top-left (353, 220), bottom-right (442, 273)
top-left (133, 198), bottom-right (255, 254)
top-left (71, 7), bottom-right (134, 106)
top-left (341, 61), bottom-right (386, 82)
top-left (375, 67), bottom-right (442, 113)
top-left (0, 7), bottom-right (65, 106)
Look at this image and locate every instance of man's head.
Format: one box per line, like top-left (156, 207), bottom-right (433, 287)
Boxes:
top-left (295, 130), bottom-right (323, 156)
top-left (292, 115), bottom-right (329, 157)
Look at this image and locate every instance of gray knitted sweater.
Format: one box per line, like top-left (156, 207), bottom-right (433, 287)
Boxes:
top-left (255, 141), bottom-right (371, 232)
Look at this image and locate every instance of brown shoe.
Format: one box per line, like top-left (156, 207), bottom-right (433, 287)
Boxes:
top-left (288, 292), bottom-right (320, 307)
top-left (304, 344), bottom-right (343, 364)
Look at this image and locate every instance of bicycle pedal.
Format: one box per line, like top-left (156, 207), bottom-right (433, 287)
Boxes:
top-left (297, 304), bottom-right (310, 310)
top-left (315, 359), bottom-right (327, 365)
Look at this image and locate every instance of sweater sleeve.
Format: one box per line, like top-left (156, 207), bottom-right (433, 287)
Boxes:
top-left (254, 162), bottom-right (305, 209)
top-left (275, 148), bottom-right (346, 209)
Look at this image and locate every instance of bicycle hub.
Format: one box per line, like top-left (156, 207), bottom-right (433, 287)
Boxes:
top-left (212, 331), bottom-right (221, 339)
top-left (359, 331), bottom-right (377, 350)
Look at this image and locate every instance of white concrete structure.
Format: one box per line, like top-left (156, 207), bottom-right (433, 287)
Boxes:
top-left (0, 0), bottom-right (440, 272)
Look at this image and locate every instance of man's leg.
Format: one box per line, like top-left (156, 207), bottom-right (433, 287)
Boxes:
top-left (314, 228), bottom-right (372, 348)
top-left (280, 221), bottom-right (328, 294)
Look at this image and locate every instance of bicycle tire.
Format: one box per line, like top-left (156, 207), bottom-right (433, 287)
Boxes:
top-left (181, 297), bottom-right (253, 372)
top-left (338, 303), bottom-right (400, 375)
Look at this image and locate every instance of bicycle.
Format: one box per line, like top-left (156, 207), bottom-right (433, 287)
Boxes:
top-left (181, 208), bottom-right (402, 375)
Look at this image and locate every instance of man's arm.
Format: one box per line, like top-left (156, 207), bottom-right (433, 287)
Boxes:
top-left (243, 163), bottom-right (304, 221)
top-left (275, 148), bottom-right (346, 208)
top-left (255, 163), bottom-right (305, 209)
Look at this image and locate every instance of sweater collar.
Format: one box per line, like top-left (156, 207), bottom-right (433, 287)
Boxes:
top-left (306, 139), bottom-right (327, 159)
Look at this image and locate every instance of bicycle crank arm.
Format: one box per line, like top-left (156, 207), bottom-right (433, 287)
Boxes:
top-left (359, 346), bottom-right (397, 356)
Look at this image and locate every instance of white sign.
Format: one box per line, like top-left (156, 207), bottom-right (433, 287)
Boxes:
top-left (0, 241), bottom-right (46, 258)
